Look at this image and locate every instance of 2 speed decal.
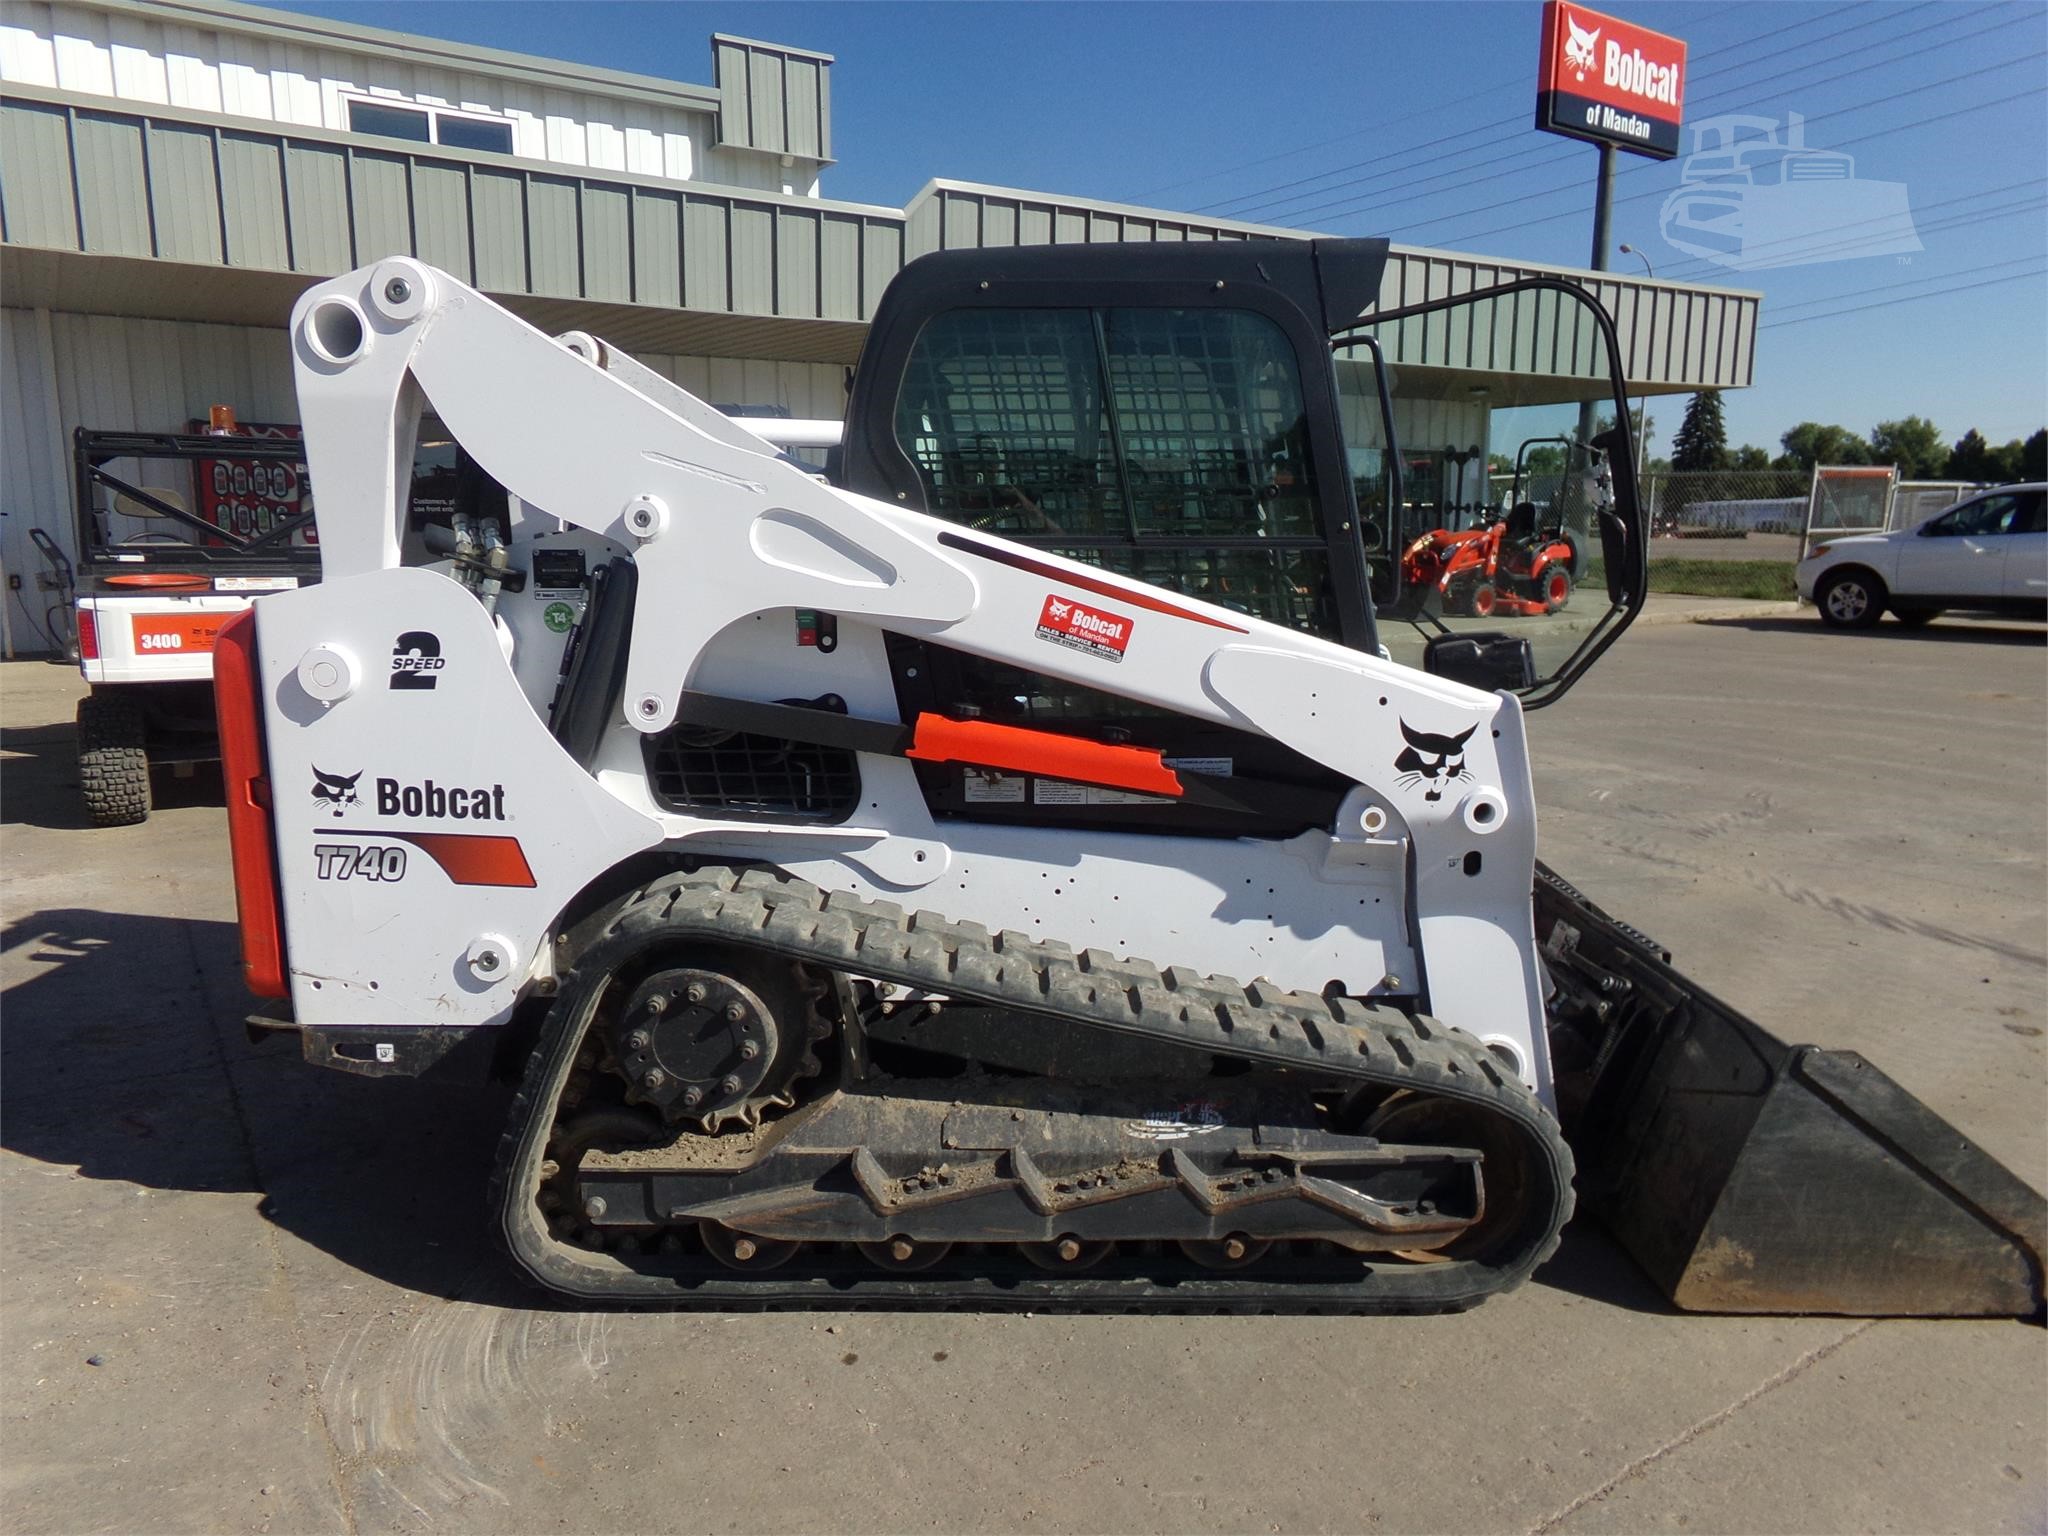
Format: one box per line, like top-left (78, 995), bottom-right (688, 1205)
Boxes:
top-left (389, 630), bottom-right (444, 690)
top-left (1035, 593), bottom-right (1132, 662)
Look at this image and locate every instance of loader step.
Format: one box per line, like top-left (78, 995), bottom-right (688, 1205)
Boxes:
top-left (491, 866), bottom-right (1576, 1312)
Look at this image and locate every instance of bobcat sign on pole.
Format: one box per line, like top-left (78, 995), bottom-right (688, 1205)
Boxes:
top-left (1536, 1), bottom-right (1686, 161)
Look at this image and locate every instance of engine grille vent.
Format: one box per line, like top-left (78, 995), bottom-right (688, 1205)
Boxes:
top-left (642, 725), bottom-right (860, 822)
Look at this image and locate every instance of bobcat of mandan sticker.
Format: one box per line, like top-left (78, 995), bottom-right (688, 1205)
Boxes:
top-left (1035, 593), bottom-right (1133, 662)
top-left (389, 630), bottom-right (444, 690)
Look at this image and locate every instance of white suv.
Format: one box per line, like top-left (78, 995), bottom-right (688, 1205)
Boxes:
top-left (1797, 484), bottom-right (2048, 629)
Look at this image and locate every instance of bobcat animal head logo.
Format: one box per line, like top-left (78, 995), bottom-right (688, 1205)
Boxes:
top-left (1047, 598), bottom-right (1072, 622)
top-left (1395, 722), bottom-right (1476, 803)
top-left (1564, 13), bottom-right (1600, 81)
top-left (312, 766), bottom-right (362, 816)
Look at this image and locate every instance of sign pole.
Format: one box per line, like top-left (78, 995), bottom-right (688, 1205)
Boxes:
top-left (1577, 141), bottom-right (1616, 448)
top-left (1588, 141), bottom-right (1615, 270)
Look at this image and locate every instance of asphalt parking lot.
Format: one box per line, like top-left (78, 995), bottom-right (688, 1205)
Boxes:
top-left (3, 612), bottom-right (2044, 1536)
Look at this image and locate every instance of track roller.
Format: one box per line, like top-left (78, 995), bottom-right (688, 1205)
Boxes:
top-left (857, 1236), bottom-right (954, 1272)
top-left (700, 1224), bottom-right (799, 1270)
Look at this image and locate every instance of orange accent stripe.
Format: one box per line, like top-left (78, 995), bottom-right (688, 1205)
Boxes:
top-left (935, 532), bottom-right (1250, 633)
top-left (103, 572), bottom-right (212, 589)
top-left (907, 714), bottom-right (1183, 797)
top-left (389, 831), bottom-right (537, 888)
top-left (212, 609), bottom-right (288, 998)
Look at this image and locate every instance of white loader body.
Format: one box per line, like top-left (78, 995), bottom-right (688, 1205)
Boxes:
top-left (244, 259), bottom-right (1550, 1098)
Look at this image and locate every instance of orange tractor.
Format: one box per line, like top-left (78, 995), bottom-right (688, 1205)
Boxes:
top-left (1400, 502), bottom-right (1579, 617)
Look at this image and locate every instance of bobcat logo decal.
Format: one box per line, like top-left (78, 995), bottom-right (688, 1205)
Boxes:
top-left (1046, 598), bottom-right (1072, 622)
top-left (1395, 722), bottom-right (1476, 803)
top-left (311, 766), bottom-right (362, 816)
top-left (1564, 12), bottom-right (1600, 81)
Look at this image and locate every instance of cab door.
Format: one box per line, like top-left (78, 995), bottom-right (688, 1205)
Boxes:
top-left (1898, 493), bottom-right (2016, 600)
top-left (2003, 490), bottom-right (2047, 603)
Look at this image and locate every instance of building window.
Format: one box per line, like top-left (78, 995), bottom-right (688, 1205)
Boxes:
top-left (346, 97), bottom-right (514, 155)
top-left (434, 115), bottom-right (515, 154)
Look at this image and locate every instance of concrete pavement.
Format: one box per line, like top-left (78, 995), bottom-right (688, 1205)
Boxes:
top-left (3, 611), bottom-right (2042, 1534)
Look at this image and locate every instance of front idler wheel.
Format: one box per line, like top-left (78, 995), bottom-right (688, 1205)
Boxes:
top-left (1362, 1093), bottom-right (1530, 1264)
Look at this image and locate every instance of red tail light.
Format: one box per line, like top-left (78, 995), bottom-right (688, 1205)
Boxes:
top-left (212, 610), bottom-right (287, 998)
top-left (76, 606), bottom-right (98, 660)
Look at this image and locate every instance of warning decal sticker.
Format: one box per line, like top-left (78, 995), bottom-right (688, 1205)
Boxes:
top-left (1035, 593), bottom-right (1133, 662)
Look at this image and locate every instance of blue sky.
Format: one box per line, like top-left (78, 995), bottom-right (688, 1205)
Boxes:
top-left (274, 0), bottom-right (2048, 461)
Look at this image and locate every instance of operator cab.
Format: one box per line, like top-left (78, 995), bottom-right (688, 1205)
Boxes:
top-left (841, 239), bottom-right (1644, 713)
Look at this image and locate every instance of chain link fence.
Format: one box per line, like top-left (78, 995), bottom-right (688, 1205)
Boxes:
top-left (1484, 466), bottom-right (1817, 601)
top-left (1638, 468), bottom-right (1814, 600)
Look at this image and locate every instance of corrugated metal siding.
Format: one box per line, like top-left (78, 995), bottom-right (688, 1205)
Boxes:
top-left (582, 183), bottom-right (630, 303)
top-left (217, 129), bottom-right (286, 267)
top-left (2, 89), bottom-right (912, 320)
top-left (72, 108), bottom-right (148, 254)
top-left (283, 139), bottom-right (347, 273)
top-left (3, 94), bottom-right (1758, 397)
top-left (0, 99), bottom-right (77, 244)
top-left (904, 183), bottom-right (1759, 392)
top-left (142, 119), bottom-right (220, 262)
top-left (1, 305), bottom-right (67, 630)
top-left (711, 34), bottom-right (831, 162)
top-left (730, 203), bottom-right (773, 314)
top-left (1, 0), bottom-right (788, 191)
top-left (471, 167), bottom-right (527, 290)
top-left (349, 148), bottom-right (411, 266)
top-left (632, 187), bottom-right (682, 309)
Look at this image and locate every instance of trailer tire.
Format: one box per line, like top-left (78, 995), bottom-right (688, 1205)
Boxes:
top-left (77, 691), bottom-right (152, 826)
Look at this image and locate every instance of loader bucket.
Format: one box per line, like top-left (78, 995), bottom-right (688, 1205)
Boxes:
top-left (1536, 866), bottom-right (2046, 1318)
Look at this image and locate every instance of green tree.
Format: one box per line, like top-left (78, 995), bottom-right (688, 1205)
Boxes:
top-left (1670, 390), bottom-right (1730, 472)
top-left (1775, 422), bottom-right (1872, 472)
top-left (1869, 416), bottom-right (1946, 479)
top-left (1732, 445), bottom-right (1771, 470)
top-left (2023, 428), bottom-right (2047, 481)
top-left (1945, 431), bottom-right (2028, 483)
top-left (1945, 429), bottom-right (1998, 482)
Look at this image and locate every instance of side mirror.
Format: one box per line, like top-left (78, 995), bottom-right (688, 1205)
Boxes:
top-left (1424, 631), bottom-right (1536, 691)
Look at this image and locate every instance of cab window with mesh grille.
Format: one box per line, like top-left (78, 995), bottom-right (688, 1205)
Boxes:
top-left (894, 307), bottom-right (1329, 631)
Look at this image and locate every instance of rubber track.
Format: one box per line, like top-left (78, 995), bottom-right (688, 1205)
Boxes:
top-left (492, 866), bottom-right (1575, 1313)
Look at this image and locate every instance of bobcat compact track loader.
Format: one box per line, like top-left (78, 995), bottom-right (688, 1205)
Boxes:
top-left (217, 242), bottom-right (2044, 1314)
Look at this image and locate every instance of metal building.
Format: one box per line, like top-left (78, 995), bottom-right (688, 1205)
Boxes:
top-left (0, 0), bottom-right (1759, 637)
